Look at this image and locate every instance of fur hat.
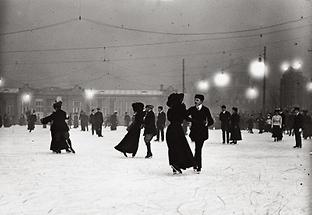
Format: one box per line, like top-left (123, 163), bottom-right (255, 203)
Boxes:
top-left (167, 93), bottom-right (184, 108)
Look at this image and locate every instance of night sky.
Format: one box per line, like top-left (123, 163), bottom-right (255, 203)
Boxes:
top-left (0, 0), bottom-right (311, 91)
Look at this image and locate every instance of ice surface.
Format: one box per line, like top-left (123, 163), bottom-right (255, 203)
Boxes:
top-left (0, 126), bottom-right (311, 214)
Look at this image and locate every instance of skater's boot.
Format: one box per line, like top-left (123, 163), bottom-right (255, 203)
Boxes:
top-left (123, 152), bottom-right (128, 157)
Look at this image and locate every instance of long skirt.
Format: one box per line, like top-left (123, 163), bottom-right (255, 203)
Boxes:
top-left (166, 123), bottom-right (194, 170)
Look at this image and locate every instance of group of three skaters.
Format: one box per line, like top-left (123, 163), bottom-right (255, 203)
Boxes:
top-left (114, 93), bottom-right (214, 174)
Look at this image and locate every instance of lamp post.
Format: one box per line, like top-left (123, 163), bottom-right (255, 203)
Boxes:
top-left (262, 46), bottom-right (267, 114)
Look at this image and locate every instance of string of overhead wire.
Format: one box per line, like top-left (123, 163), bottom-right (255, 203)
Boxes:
top-left (82, 16), bottom-right (311, 36)
top-left (0, 26), bottom-right (310, 55)
top-left (0, 34), bottom-right (307, 66)
top-left (0, 18), bottom-right (78, 36)
top-left (0, 14), bottom-right (310, 38)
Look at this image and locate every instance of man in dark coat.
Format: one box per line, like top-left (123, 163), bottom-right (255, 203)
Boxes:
top-left (89, 109), bottom-right (96, 135)
top-left (219, 105), bottom-right (231, 144)
top-left (94, 108), bottom-right (104, 137)
top-left (293, 107), bottom-right (303, 148)
top-left (0, 114), bottom-right (2, 128)
top-left (186, 94), bottom-right (214, 173)
top-left (143, 105), bottom-right (157, 158)
top-left (155, 106), bottom-right (166, 142)
top-left (79, 110), bottom-right (89, 131)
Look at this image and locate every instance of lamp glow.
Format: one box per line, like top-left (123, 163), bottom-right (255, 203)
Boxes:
top-left (307, 82), bottom-right (312, 92)
top-left (214, 72), bottom-right (230, 87)
top-left (249, 60), bottom-right (266, 79)
top-left (85, 89), bottom-right (96, 100)
top-left (22, 93), bottom-right (31, 102)
top-left (292, 60), bottom-right (302, 70)
top-left (280, 62), bottom-right (290, 72)
top-left (196, 80), bottom-right (209, 92)
top-left (246, 87), bottom-right (259, 99)
top-left (0, 78), bottom-right (3, 87)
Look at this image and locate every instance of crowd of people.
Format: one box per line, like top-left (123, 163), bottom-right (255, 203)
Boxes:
top-left (1, 93), bottom-right (311, 174)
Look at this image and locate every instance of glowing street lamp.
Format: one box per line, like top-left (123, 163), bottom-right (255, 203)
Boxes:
top-left (292, 60), bottom-right (302, 70)
top-left (214, 72), bottom-right (230, 87)
top-left (249, 59), bottom-right (266, 79)
top-left (245, 87), bottom-right (259, 99)
top-left (196, 80), bottom-right (209, 92)
top-left (85, 89), bottom-right (96, 100)
top-left (22, 93), bottom-right (31, 103)
top-left (307, 81), bottom-right (312, 92)
top-left (280, 62), bottom-right (290, 73)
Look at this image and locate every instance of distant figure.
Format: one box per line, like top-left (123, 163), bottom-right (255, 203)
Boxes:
top-left (3, 114), bottom-right (11, 127)
top-left (27, 110), bottom-right (37, 132)
top-left (41, 101), bottom-right (73, 153)
top-left (219, 105), bottom-right (231, 144)
top-left (94, 108), bottom-right (104, 137)
top-left (73, 113), bottom-right (79, 128)
top-left (166, 93), bottom-right (194, 175)
top-left (256, 113), bottom-right (265, 134)
top-left (143, 105), bottom-right (157, 158)
top-left (89, 109), bottom-right (96, 135)
top-left (0, 114), bottom-right (2, 128)
top-left (115, 103), bottom-right (145, 157)
top-left (110, 112), bottom-right (118, 131)
top-left (292, 107), bottom-right (303, 148)
top-left (229, 107), bottom-right (242, 144)
top-left (124, 112), bottom-right (131, 128)
top-left (67, 113), bottom-right (73, 129)
top-left (18, 114), bottom-right (26, 126)
top-left (186, 94), bottom-right (214, 173)
top-left (246, 114), bottom-right (254, 134)
top-left (155, 106), bottom-right (166, 142)
top-left (79, 110), bottom-right (89, 131)
top-left (271, 109), bottom-right (283, 142)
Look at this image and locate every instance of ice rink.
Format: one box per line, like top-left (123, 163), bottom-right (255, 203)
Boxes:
top-left (0, 125), bottom-right (311, 215)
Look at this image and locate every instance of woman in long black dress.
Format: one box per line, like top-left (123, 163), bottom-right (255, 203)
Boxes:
top-left (166, 93), bottom-right (194, 174)
top-left (114, 102), bottom-right (144, 157)
top-left (41, 101), bottom-right (71, 153)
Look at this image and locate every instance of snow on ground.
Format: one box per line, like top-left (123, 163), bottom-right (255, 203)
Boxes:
top-left (0, 125), bottom-right (311, 215)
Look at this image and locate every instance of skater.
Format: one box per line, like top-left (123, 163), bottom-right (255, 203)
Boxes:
top-left (73, 112), bottom-right (79, 128)
top-left (229, 107), bottom-right (242, 144)
top-left (94, 108), bottom-right (104, 137)
top-left (110, 111), bottom-right (118, 131)
top-left (114, 102), bottom-right (145, 157)
top-left (293, 107), bottom-right (303, 148)
top-left (124, 112), bottom-right (131, 128)
top-left (166, 93), bottom-right (194, 174)
top-left (27, 110), bottom-right (37, 132)
top-left (79, 110), bottom-right (89, 131)
top-left (219, 105), bottom-right (231, 144)
top-left (246, 114), bottom-right (254, 134)
top-left (40, 101), bottom-right (73, 153)
top-left (0, 113), bottom-right (2, 128)
top-left (89, 109), bottom-right (96, 135)
top-left (186, 94), bottom-right (214, 173)
top-left (142, 105), bottom-right (157, 158)
top-left (271, 109), bottom-right (283, 142)
top-left (155, 106), bottom-right (166, 142)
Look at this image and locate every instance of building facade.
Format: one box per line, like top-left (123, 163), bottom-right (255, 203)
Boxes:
top-left (0, 84), bottom-right (175, 125)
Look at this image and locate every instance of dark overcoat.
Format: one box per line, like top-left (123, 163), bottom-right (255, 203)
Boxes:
top-left (186, 106), bottom-right (214, 142)
top-left (41, 109), bottom-right (69, 151)
top-left (166, 103), bottom-right (194, 169)
top-left (114, 111), bottom-right (144, 154)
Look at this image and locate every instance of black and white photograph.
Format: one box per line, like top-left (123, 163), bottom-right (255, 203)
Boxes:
top-left (0, 0), bottom-right (311, 214)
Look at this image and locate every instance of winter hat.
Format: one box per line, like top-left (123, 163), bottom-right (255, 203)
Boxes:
top-left (195, 94), bottom-right (204, 101)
